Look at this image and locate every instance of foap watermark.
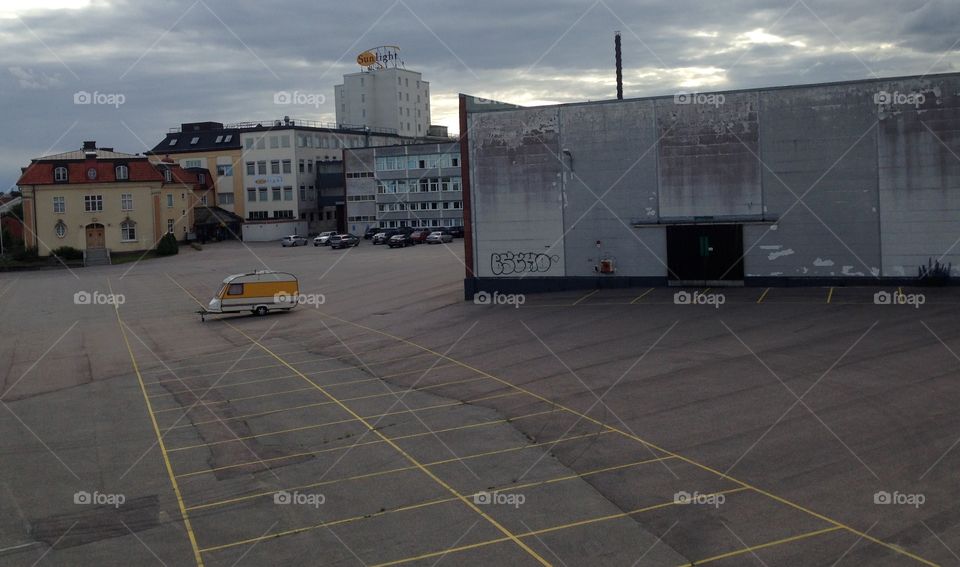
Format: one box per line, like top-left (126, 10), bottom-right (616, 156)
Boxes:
top-left (874, 90), bottom-right (925, 109)
top-left (74, 490), bottom-right (125, 508)
top-left (674, 290), bottom-right (725, 309)
top-left (274, 490), bottom-right (325, 508)
top-left (674, 91), bottom-right (725, 107)
top-left (473, 490), bottom-right (525, 509)
top-left (74, 90), bottom-right (125, 108)
top-left (874, 290), bottom-right (924, 308)
top-left (74, 290), bottom-right (125, 305)
top-left (874, 490), bottom-right (925, 508)
top-left (274, 90), bottom-right (326, 108)
top-left (673, 490), bottom-right (725, 508)
top-left (274, 291), bottom-right (325, 307)
top-left (473, 291), bottom-right (525, 308)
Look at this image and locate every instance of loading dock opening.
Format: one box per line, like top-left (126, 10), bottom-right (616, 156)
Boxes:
top-left (666, 224), bottom-right (744, 283)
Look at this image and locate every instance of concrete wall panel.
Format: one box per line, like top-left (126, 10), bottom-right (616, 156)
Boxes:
top-left (558, 100), bottom-right (666, 276)
top-left (656, 92), bottom-right (762, 220)
top-left (468, 108), bottom-right (566, 278)
top-left (877, 77), bottom-right (960, 276)
top-left (747, 84), bottom-right (881, 278)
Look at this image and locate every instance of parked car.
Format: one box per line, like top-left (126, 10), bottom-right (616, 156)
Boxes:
top-left (410, 229), bottom-right (433, 244)
top-left (388, 233), bottom-right (414, 248)
top-left (363, 227), bottom-right (380, 240)
top-left (313, 231), bottom-right (337, 246)
top-left (426, 231), bottom-right (453, 244)
top-left (448, 226), bottom-right (465, 238)
top-left (329, 233), bottom-right (360, 249)
top-left (373, 229), bottom-right (398, 245)
top-left (281, 235), bottom-right (308, 247)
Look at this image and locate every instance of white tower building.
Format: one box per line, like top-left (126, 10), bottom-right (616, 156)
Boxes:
top-left (334, 46), bottom-right (431, 137)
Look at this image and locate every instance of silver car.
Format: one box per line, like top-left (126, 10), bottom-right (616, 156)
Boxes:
top-left (281, 234), bottom-right (308, 247)
top-left (426, 231), bottom-right (453, 244)
top-left (313, 231), bottom-right (337, 246)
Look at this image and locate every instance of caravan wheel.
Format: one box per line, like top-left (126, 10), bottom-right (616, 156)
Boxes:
top-left (254, 306), bottom-right (268, 316)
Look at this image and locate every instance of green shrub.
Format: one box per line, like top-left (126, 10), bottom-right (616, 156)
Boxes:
top-left (14, 247), bottom-right (37, 261)
top-left (156, 233), bottom-right (179, 256)
top-left (51, 246), bottom-right (83, 261)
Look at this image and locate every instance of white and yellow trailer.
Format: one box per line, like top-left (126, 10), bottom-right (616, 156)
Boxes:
top-left (201, 270), bottom-right (299, 320)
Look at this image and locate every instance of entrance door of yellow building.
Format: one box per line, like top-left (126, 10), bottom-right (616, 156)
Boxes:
top-left (85, 224), bottom-right (105, 248)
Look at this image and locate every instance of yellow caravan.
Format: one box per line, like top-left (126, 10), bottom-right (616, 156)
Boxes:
top-left (202, 270), bottom-right (299, 319)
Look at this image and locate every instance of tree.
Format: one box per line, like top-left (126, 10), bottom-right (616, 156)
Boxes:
top-left (156, 233), bottom-right (179, 256)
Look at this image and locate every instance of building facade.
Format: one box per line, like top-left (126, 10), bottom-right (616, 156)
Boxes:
top-left (151, 118), bottom-right (410, 240)
top-left (460, 73), bottom-right (960, 296)
top-left (335, 67), bottom-right (431, 137)
top-left (147, 122), bottom-right (244, 219)
top-left (344, 142), bottom-right (463, 236)
top-left (17, 142), bottom-right (212, 257)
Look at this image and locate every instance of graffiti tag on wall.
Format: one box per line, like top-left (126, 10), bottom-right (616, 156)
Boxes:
top-left (490, 251), bottom-right (560, 275)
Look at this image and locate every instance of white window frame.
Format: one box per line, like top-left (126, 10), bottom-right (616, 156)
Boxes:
top-left (120, 221), bottom-right (137, 242)
top-left (84, 195), bottom-right (103, 212)
top-left (121, 193), bottom-right (133, 211)
top-left (53, 196), bottom-right (65, 213)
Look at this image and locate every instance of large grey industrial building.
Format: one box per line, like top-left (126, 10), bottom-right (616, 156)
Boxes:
top-left (459, 72), bottom-right (960, 296)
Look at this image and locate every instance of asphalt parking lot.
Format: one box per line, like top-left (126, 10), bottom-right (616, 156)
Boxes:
top-left (1, 239), bottom-right (959, 566)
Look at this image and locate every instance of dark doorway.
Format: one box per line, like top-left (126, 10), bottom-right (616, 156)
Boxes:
top-left (666, 224), bottom-right (744, 281)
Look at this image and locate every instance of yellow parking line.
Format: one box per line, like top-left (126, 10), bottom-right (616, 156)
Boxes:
top-left (149, 360), bottom-right (454, 399)
top-left (630, 288), bottom-right (655, 304)
top-left (219, 324), bottom-right (551, 565)
top-left (155, 366), bottom-right (467, 414)
top-left (145, 349), bottom-right (434, 386)
top-left (139, 334), bottom-right (395, 376)
top-left (370, 487), bottom-right (750, 566)
top-left (168, 271), bottom-right (552, 566)
top-left (826, 287), bottom-right (834, 304)
top-left (196, 454), bottom-right (677, 553)
top-left (152, 385), bottom-right (319, 413)
top-left (676, 525), bottom-right (844, 566)
top-left (184, 430), bottom-right (618, 508)
top-left (313, 311), bottom-right (941, 567)
top-left (757, 287), bottom-right (770, 304)
top-left (168, 395), bottom-right (541, 453)
top-left (108, 279), bottom-right (204, 567)
top-left (165, 374), bottom-right (486, 430)
top-left (572, 289), bottom-right (600, 305)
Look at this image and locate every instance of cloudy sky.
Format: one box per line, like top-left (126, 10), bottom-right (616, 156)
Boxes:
top-left (2, 0), bottom-right (958, 191)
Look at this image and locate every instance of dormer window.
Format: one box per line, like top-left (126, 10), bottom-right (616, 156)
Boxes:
top-left (54, 166), bottom-right (68, 182)
top-left (164, 169), bottom-right (172, 182)
top-left (223, 134), bottom-right (233, 142)
top-left (115, 164), bottom-right (129, 180)
top-left (168, 138), bottom-right (178, 146)
top-left (215, 135), bottom-right (223, 143)
top-left (190, 137), bottom-right (200, 145)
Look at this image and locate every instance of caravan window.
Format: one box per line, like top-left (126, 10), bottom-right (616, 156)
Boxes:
top-left (227, 283), bottom-right (244, 295)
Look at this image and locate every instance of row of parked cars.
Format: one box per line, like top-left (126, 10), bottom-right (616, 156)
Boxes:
top-left (368, 226), bottom-right (463, 248)
top-left (280, 232), bottom-right (359, 249)
top-left (281, 226), bottom-right (464, 250)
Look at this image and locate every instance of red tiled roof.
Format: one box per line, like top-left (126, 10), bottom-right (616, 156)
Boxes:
top-left (17, 158), bottom-right (212, 190)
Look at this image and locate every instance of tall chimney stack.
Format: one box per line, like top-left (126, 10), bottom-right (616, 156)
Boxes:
top-left (615, 31), bottom-right (623, 100)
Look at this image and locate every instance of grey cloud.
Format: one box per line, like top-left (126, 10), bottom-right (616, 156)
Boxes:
top-left (1, 0), bottom-right (958, 191)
